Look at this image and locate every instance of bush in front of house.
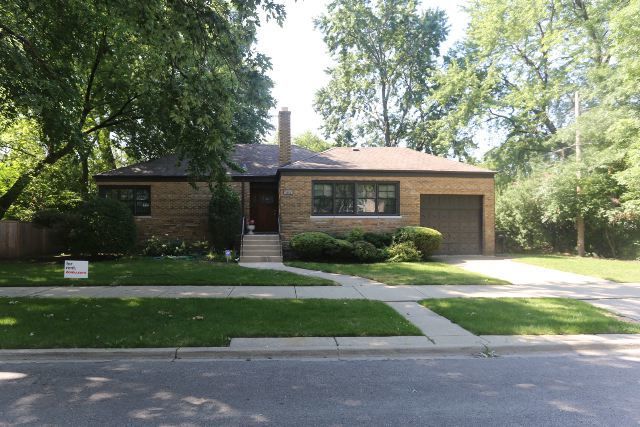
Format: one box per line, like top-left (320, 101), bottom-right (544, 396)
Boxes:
top-left (325, 238), bottom-right (355, 260)
top-left (363, 231), bottom-right (393, 248)
top-left (346, 227), bottom-right (365, 243)
top-left (290, 232), bottom-right (337, 259)
top-left (65, 197), bottom-right (137, 255)
top-left (387, 241), bottom-right (422, 262)
top-left (393, 226), bottom-right (443, 259)
top-left (352, 240), bottom-right (386, 263)
top-left (209, 183), bottom-right (242, 250)
top-left (141, 235), bottom-right (210, 257)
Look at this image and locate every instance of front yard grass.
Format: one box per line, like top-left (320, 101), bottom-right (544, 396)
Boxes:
top-left (286, 261), bottom-right (508, 286)
top-left (420, 298), bottom-right (640, 335)
top-left (0, 297), bottom-right (420, 348)
top-left (0, 258), bottom-right (334, 286)
top-left (513, 255), bottom-right (640, 283)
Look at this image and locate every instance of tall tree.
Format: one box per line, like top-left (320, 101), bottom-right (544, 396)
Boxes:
top-left (293, 131), bottom-right (333, 152)
top-left (434, 0), bottom-right (616, 181)
top-left (314, 0), bottom-right (450, 152)
top-left (0, 0), bottom-right (283, 219)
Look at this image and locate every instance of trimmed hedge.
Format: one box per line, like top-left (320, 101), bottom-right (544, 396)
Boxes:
top-left (290, 232), bottom-right (337, 260)
top-left (352, 240), bottom-right (386, 262)
top-left (387, 242), bottom-right (422, 262)
top-left (290, 226), bottom-right (444, 263)
top-left (363, 231), bottom-right (393, 248)
top-left (393, 226), bottom-right (442, 259)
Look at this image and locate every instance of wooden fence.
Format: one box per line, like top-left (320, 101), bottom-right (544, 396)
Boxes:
top-left (0, 220), bottom-right (60, 259)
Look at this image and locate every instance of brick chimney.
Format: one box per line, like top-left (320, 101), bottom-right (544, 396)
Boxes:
top-left (278, 107), bottom-right (291, 166)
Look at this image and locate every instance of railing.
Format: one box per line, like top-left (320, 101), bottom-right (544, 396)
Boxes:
top-left (240, 216), bottom-right (245, 258)
top-left (277, 214), bottom-right (283, 257)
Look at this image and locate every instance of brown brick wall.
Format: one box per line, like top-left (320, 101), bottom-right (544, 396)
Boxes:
top-left (278, 174), bottom-right (495, 255)
top-left (96, 181), bottom-right (247, 242)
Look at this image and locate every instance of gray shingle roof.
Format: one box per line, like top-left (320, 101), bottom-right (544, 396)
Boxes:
top-left (281, 147), bottom-right (494, 174)
top-left (95, 145), bottom-right (494, 179)
top-left (94, 144), bottom-right (317, 178)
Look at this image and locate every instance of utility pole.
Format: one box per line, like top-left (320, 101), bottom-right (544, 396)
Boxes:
top-left (575, 91), bottom-right (585, 257)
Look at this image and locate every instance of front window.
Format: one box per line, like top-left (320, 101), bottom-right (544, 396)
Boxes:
top-left (99, 186), bottom-right (151, 216)
top-left (312, 182), bottom-right (399, 215)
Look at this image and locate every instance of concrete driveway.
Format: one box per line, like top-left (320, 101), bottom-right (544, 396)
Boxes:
top-left (439, 256), bottom-right (617, 286)
top-left (439, 255), bottom-right (640, 323)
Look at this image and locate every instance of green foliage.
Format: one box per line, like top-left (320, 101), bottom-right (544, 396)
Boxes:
top-left (325, 239), bottom-right (355, 260)
top-left (363, 231), bottom-right (393, 248)
top-left (66, 198), bottom-right (136, 256)
top-left (496, 153), bottom-right (640, 258)
top-left (387, 242), bottom-right (422, 263)
top-left (394, 226), bottom-right (442, 259)
top-left (352, 240), bottom-right (386, 263)
top-left (209, 184), bottom-right (242, 250)
top-left (293, 131), bottom-right (333, 152)
top-left (290, 232), bottom-right (337, 260)
top-left (0, 0), bottom-right (282, 218)
top-left (141, 235), bottom-right (210, 257)
top-left (346, 227), bottom-right (365, 243)
top-left (314, 0), bottom-right (451, 152)
top-left (290, 231), bottom-right (386, 262)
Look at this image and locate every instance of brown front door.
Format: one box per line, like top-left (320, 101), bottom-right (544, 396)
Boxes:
top-left (250, 183), bottom-right (278, 232)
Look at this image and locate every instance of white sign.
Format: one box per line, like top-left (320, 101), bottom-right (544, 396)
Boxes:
top-left (64, 260), bottom-right (89, 279)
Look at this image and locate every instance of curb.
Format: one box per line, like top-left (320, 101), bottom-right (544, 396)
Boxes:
top-left (1, 339), bottom-right (638, 362)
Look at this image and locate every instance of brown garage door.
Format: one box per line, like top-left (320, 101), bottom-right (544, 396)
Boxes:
top-left (420, 195), bottom-right (482, 255)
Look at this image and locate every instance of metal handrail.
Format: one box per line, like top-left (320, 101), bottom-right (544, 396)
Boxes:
top-left (277, 214), bottom-right (282, 257)
top-left (240, 215), bottom-right (245, 258)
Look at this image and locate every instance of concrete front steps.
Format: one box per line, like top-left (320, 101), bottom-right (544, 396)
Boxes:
top-left (240, 233), bottom-right (282, 263)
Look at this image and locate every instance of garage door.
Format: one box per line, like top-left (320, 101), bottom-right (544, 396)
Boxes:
top-left (420, 195), bottom-right (482, 255)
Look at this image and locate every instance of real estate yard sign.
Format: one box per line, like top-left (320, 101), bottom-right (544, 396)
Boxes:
top-left (64, 260), bottom-right (89, 279)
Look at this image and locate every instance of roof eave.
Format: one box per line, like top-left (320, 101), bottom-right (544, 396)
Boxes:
top-left (277, 168), bottom-right (496, 177)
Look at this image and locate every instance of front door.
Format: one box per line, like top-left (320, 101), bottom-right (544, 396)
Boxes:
top-left (250, 183), bottom-right (278, 232)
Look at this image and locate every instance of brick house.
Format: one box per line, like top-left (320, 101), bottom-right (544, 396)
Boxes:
top-left (94, 108), bottom-right (496, 260)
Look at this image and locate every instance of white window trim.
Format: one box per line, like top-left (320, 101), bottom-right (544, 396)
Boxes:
top-left (310, 215), bottom-right (402, 220)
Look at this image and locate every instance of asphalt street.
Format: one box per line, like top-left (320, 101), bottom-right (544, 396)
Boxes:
top-left (1, 353), bottom-right (639, 426)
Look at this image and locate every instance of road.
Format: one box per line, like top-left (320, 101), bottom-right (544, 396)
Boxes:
top-left (1, 353), bottom-right (639, 426)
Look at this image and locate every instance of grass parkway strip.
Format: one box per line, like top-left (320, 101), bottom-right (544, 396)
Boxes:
top-left (513, 255), bottom-right (640, 283)
top-left (420, 298), bottom-right (640, 335)
top-left (0, 258), bottom-right (334, 287)
top-left (0, 298), bottom-right (421, 349)
top-left (285, 261), bottom-right (509, 286)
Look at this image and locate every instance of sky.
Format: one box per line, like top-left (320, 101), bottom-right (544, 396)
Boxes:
top-left (256, 0), bottom-right (469, 142)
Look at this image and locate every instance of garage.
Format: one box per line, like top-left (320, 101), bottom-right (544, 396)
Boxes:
top-left (420, 195), bottom-right (483, 255)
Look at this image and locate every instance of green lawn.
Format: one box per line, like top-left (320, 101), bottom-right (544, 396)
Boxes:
top-left (0, 297), bottom-right (420, 348)
top-left (0, 258), bottom-right (334, 286)
top-left (421, 298), bottom-right (640, 335)
top-left (286, 261), bottom-right (509, 286)
top-left (513, 255), bottom-right (640, 283)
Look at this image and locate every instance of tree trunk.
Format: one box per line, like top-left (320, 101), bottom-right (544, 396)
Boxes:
top-left (381, 80), bottom-right (392, 147)
top-left (80, 152), bottom-right (90, 196)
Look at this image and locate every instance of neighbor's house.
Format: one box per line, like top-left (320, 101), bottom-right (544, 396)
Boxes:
top-left (94, 108), bottom-right (496, 257)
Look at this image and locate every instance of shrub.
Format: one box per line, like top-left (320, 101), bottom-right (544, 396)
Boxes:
top-left (325, 238), bottom-right (354, 260)
top-left (141, 235), bottom-right (210, 257)
top-left (363, 231), bottom-right (393, 248)
top-left (209, 184), bottom-right (242, 250)
top-left (387, 242), bottom-right (422, 262)
top-left (290, 232), bottom-right (336, 259)
top-left (393, 226), bottom-right (442, 259)
top-left (346, 227), bottom-right (365, 243)
top-left (66, 198), bottom-right (136, 255)
top-left (352, 240), bottom-right (386, 263)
